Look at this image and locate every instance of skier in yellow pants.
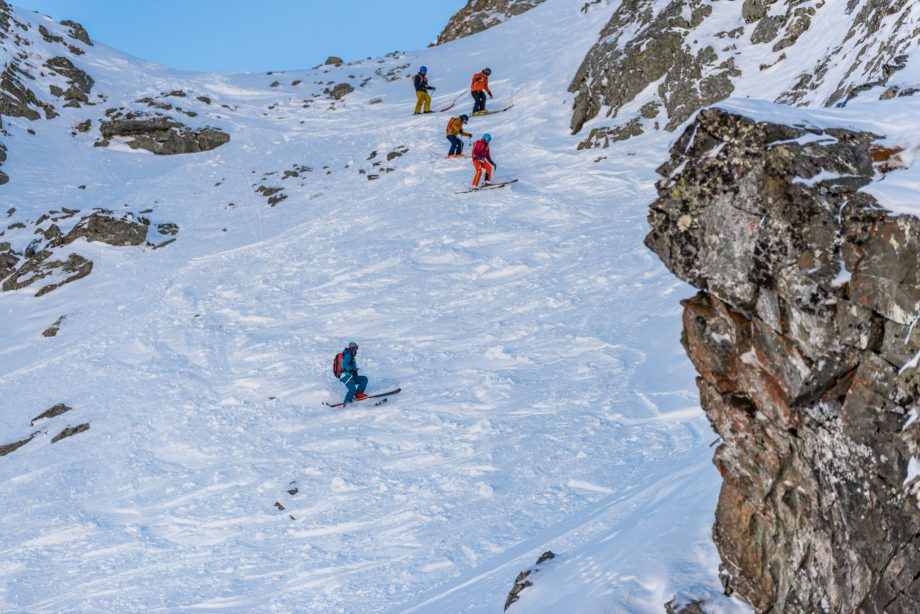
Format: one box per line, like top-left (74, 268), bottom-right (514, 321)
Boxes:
top-left (413, 66), bottom-right (436, 114)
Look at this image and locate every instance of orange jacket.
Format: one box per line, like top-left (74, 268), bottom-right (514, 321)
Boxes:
top-left (446, 116), bottom-right (471, 137)
top-left (471, 71), bottom-right (490, 94)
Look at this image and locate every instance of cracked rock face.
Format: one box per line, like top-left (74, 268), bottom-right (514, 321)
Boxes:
top-left (646, 108), bottom-right (920, 612)
top-left (433, 0), bottom-right (546, 45)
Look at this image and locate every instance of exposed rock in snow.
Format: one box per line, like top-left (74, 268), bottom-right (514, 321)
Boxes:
top-left (41, 314), bottom-right (65, 336)
top-left (30, 402), bottom-right (72, 425)
top-left (60, 19), bottom-right (91, 46)
top-left (0, 207), bottom-right (178, 296)
top-left (647, 107), bottom-right (920, 612)
top-left (51, 422), bottom-right (90, 443)
top-left (45, 56), bottom-right (94, 107)
top-left (0, 432), bottom-right (37, 457)
top-left (98, 116), bottom-right (230, 154)
top-left (503, 550), bottom-right (555, 611)
top-left (0, 140), bottom-right (7, 184)
top-left (327, 81), bottom-right (354, 100)
top-left (63, 212), bottom-right (148, 246)
top-left (570, 0), bottom-right (918, 142)
top-left (433, 0), bottom-right (547, 46)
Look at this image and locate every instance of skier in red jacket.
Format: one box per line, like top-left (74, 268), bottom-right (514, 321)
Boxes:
top-left (471, 133), bottom-right (496, 188)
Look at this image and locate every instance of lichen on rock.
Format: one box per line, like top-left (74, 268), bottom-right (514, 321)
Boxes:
top-left (646, 107), bottom-right (920, 612)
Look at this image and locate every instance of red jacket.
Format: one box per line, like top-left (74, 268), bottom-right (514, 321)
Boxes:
top-left (472, 139), bottom-right (493, 164)
top-left (471, 71), bottom-right (490, 94)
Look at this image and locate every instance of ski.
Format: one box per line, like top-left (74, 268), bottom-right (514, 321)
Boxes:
top-left (438, 91), bottom-right (467, 113)
top-left (324, 388), bottom-right (401, 408)
top-left (470, 104), bottom-right (515, 117)
top-left (454, 179), bottom-right (519, 194)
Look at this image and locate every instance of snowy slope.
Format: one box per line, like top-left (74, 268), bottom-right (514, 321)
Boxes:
top-left (1, 2), bottom-right (750, 612)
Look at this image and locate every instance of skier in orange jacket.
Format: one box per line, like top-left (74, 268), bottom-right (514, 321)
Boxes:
top-left (470, 68), bottom-right (492, 115)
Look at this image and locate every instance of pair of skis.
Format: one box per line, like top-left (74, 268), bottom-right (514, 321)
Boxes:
top-left (455, 178), bottom-right (519, 194)
top-left (469, 104), bottom-right (515, 116)
top-left (323, 388), bottom-right (401, 409)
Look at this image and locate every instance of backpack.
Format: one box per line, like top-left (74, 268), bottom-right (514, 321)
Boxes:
top-left (333, 351), bottom-right (344, 378)
top-left (446, 117), bottom-right (459, 136)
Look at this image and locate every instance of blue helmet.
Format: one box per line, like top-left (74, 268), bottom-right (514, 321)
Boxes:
top-left (419, 66), bottom-right (427, 73)
top-left (482, 133), bottom-right (492, 142)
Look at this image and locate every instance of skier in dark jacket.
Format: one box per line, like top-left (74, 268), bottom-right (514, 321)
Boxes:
top-left (339, 342), bottom-right (368, 403)
top-left (413, 66), bottom-right (436, 115)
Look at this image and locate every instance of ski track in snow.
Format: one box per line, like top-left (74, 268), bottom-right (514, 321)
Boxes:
top-left (0, 1), bottom-right (750, 612)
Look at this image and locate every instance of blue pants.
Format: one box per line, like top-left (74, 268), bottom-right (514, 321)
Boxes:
top-left (447, 135), bottom-right (463, 156)
top-left (340, 373), bottom-right (368, 403)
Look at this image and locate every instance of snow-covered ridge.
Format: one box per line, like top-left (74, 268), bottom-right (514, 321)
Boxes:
top-left (569, 0), bottom-right (920, 147)
top-left (431, 0), bottom-right (548, 46)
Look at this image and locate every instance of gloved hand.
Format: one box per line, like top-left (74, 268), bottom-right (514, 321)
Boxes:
top-left (488, 92), bottom-right (493, 98)
top-left (493, 161), bottom-right (498, 169)
top-left (428, 86), bottom-right (437, 91)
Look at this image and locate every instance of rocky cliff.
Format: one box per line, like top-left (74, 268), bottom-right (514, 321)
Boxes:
top-left (432, 0), bottom-right (546, 45)
top-left (646, 107), bottom-right (920, 612)
top-left (569, 0), bottom-right (918, 148)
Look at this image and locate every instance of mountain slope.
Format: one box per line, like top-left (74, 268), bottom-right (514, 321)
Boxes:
top-left (569, 0), bottom-right (918, 147)
top-left (0, 2), bottom-right (746, 613)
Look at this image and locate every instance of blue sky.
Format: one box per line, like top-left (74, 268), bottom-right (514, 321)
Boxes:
top-left (13, 0), bottom-right (466, 72)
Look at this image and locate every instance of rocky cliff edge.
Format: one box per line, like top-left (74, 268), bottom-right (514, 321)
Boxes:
top-left (646, 105), bottom-right (920, 612)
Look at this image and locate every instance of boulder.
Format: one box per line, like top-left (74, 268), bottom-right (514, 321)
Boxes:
top-left (99, 116), bottom-right (230, 155)
top-left (64, 213), bottom-right (148, 246)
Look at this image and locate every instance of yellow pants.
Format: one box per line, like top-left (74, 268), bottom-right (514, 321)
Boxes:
top-left (414, 91), bottom-right (431, 114)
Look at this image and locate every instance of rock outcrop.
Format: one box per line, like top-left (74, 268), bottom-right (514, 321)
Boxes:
top-left (1, 209), bottom-right (177, 297)
top-left (503, 551), bottom-right (556, 611)
top-left (98, 116), bottom-right (230, 154)
top-left (45, 56), bottom-right (94, 107)
top-left (433, 0), bottom-right (546, 46)
top-left (60, 20), bottom-right (92, 46)
top-left (0, 140), bottom-right (8, 184)
top-left (646, 107), bottom-right (920, 612)
top-left (570, 0), bottom-right (917, 144)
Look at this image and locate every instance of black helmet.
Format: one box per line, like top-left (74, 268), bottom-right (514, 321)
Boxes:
top-left (460, 114), bottom-right (469, 122)
top-left (483, 67), bottom-right (492, 75)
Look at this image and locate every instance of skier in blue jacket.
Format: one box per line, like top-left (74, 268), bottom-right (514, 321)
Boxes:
top-left (339, 342), bottom-right (368, 403)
